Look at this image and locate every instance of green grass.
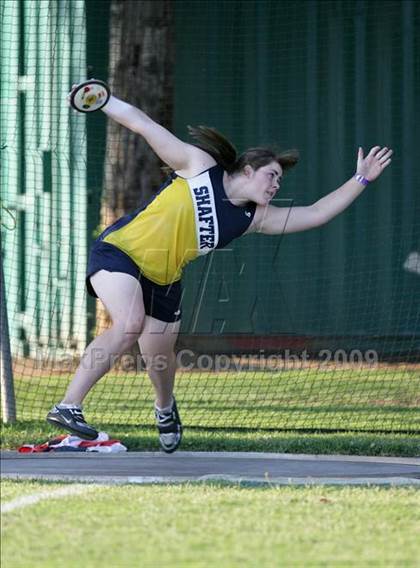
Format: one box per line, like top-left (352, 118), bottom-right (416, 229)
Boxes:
top-left (2, 420), bottom-right (420, 456)
top-left (2, 481), bottom-right (420, 567)
top-left (3, 367), bottom-right (419, 455)
top-left (10, 367), bottom-right (420, 432)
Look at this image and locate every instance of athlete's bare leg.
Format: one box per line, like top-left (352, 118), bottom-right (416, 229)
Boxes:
top-left (138, 316), bottom-right (180, 409)
top-left (62, 270), bottom-right (145, 405)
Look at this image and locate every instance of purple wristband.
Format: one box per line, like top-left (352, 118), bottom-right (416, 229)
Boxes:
top-left (354, 174), bottom-right (369, 187)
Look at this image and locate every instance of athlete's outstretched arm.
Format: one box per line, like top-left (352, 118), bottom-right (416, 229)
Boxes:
top-left (101, 95), bottom-right (215, 175)
top-left (253, 146), bottom-right (393, 235)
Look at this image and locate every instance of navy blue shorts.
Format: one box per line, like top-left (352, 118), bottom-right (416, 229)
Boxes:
top-left (86, 241), bottom-right (182, 323)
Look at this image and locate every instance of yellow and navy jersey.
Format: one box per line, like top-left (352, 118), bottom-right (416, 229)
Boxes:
top-left (99, 164), bottom-right (256, 285)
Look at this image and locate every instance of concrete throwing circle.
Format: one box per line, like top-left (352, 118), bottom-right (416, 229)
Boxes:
top-left (1, 452), bottom-right (420, 486)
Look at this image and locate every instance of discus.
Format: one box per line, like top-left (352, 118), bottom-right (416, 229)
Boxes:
top-left (69, 79), bottom-right (111, 113)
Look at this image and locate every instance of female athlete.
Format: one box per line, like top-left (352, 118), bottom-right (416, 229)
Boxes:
top-left (47, 85), bottom-right (393, 452)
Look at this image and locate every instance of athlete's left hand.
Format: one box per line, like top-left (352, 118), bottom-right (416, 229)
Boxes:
top-left (356, 146), bottom-right (393, 182)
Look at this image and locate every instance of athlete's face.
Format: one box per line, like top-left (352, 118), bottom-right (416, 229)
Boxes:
top-left (245, 162), bottom-right (283, 206)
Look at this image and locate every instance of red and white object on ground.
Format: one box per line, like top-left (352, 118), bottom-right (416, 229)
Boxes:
top-left (18, 432), bottom-right (127, 453)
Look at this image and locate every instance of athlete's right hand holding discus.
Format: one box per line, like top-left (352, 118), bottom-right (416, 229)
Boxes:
top-left (68, 79), bottom-right (111, 113)
top-left (48, 80), bottom-right (393, 453)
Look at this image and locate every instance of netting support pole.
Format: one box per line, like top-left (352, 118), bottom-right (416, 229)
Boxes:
top-left (0, 253), bottom-right (16, 423)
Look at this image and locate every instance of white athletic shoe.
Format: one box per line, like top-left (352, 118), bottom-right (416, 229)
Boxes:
top-left (155, 398), bottom-right (183, 453)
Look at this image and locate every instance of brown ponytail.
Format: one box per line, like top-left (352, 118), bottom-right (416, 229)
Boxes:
top-left (187, 125), bottom-right (238, 173)
top-left (188, 125), bottom-right (299, 174)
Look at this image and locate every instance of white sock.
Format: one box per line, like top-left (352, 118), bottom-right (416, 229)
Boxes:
top-left (155, 399), bottom-right (173, 414)
top-left (57, 402), bottom-right (82, 410)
